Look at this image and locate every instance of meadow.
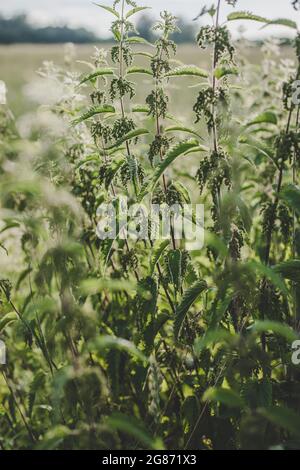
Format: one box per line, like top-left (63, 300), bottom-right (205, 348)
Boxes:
top-left (0, 0), bottom-right (300, 452)
top-left (0, 43), bottom-right (269, 116)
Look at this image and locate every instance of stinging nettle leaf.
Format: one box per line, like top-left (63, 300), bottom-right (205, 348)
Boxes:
top-left (149, 240), bottom-right (170, 276)
top-left (280, 184), bottom-right (300, 216)
top-left (165, 126), bottom-right (203, 139)
top-left (72, 105), bottom-right (115, 125)
top-left (273, 260), bottom-right (300, 284)
top-left (246, 260), bottom-right (289, 297)
top-left (214, 66), bottom-right (239, 79)
top-left (166, 250), bottom-right (183, 293)
top-left (174, 279), bottom-right (208, 339)
top-left (105, 128), bottom-right (150, 150)
top-left (0, 312), bottom-right (17, 333)
top-left (138, 140), bottom-right (199, 200)
top-left (93, 3), bottom-right (120, 18)
top-left (126, 66), bottom-right (152, 76)
top-left (258, 406), bottom-right (300, 438)
top-left (126, 36), bottom-right (154, 47)
top-left (194, 329), bottom-right (237, 356)
top-left (227, 11), bottom-right (269, 23)
top-left (249, 320), bottom-right (299, 343)
top-left (107, 413), bottom-right (164, 449)
top-left (79, 68), bottom-right (115, 85)
top-left (133, 51), bottom-right (154, 59)
top-left (90, 336), bottom-right (147, 363)
top-left (132, 104), bottom-right (150, 114)
top-left (262, 18), bottom-right (298, 30)
top-left (165, 65), bottom-right (208, 79)
top-left (80, 278), bottom-right (136, 295)
top-left (246, 111), bottom-right (278, 127)
top-left (203, 387), bottom-right (245, 409)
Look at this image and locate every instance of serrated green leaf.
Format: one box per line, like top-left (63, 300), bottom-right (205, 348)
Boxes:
top-left (165, 65), bottom-right (208, 78)
top-left (262, 18), bottom-right (298, 30)
top-left (38, 425), bottom-right (75, 450)
top-left (149, 240), bottom-right (170, 275)
top-left (184, 145), bottom-right (209, 156)
top-left (203, 387), bottom-right (245, 408)
top-left (28, 371), bottom-right (46, 417)
top-left (273, 260), bottom-right (300, 283)
top-left (166, 250), bottom-right (182, 293)
top-left (139, 140), bottom-right (199, 200)
top-left (144, 312), bottom-right (170, 350)
top-left (126, 36), bottom-right (153, 46)
top-left (126, 66), bottom-right (152, 76)
top-left (133, 51), bottom-right (153, 59)
top-left (90, 336), bottom-right (147, 363)
top-left (106, 128), bottom-right (149, 150)
top-left (239, 136), bottom-right (279, 169)
top-left (174, 279), bottom-right (208, 339)
top-left (132, 104), bottom-right (150, 114)
top-left (107, 413), bottom-right (164, 449)
top-left (0, 312), bottom-right (17, 333)
top-left (280, 184), bottom-right (300, 216)
top-left (214, 66), bottom-right (239, 79)
top-left (75, 153), bottom-right (100, 169)
top-left (72, 105), bottom-right (116, 125)
top-left (237, 196), bottom-right (252, 233)
top-left (249, 320), bottom-right (299, 343)
top-left (194, 329), bottom-right (236, 356)
top-left (165, 126), bottom-right (202, 139)
top-left (93, 3), bottom-right (120, 18)
top-left (171, 181), bottom-right (191, 204)
top-left (259, 406), bottom-right (300, 438)
top-left (104, 159), bottom-right (124, 190)
top-left (246, 111), bottom-right (278, 127)
top-left (246, 260), bottom-right (289, 297)
top-left (80, 278), bottom-right (136, 295)
top-left (242, 379), bottom-right (273, 409)
top-left (227, 11), bottom-right (269, 23)
top-left (79, 68), bottom-right (114, 85)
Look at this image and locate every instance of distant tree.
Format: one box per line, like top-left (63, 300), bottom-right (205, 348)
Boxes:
top-left (135, 14), bottom-right (156, 42)
top-left (0, 15), bottom-right (100, 44)
top-left (172, 17), bottom-right (197, 44)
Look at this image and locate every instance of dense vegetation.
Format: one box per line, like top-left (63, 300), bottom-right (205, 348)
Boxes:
top-left (1, 0), bottom-right (300, 451)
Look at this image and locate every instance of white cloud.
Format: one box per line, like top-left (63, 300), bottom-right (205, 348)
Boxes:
top-left (1, 0), bottom-right (299, 38)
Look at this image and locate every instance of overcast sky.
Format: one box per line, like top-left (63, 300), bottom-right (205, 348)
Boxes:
top-left (1, 0), bottom-right (299, 38)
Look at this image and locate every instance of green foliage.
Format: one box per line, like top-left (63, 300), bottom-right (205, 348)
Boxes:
top-left (227, 11), bottom-right (270, 23)
top-left (174, 280), bottom-right (208, 339)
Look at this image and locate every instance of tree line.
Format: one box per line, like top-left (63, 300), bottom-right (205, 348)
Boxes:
top-left (0, 14), bottom-right (197, 44)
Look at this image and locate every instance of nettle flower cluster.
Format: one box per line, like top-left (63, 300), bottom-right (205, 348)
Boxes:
top-left (193, 2), bottom-right (240, 249)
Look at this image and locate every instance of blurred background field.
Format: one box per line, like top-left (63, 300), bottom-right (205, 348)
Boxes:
top-left (0, 43), bottom-right (211, 117)
top-left (0, 3), bottom-right (297, 117)
top-left (0, 42), bottom-right (284, 118)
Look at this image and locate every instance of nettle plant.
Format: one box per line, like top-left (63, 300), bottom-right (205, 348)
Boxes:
top-left (0, 0), bottom-right (300, 451)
